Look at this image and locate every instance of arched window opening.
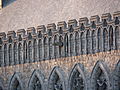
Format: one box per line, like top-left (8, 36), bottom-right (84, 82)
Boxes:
top-left (115, 26), bottom-right (120, 49)
top-left (49, 37), bottom-right (53, 59)
top-left (103, 29), bottom-right (108, 51)
top-left (109, 26), bottom-right (114, 50)
top-left (115, 17), bottom-right (119, 25)
top-left (75, 32), bottom-right (79, 55)
top-left (69, 64), bottom-right (86, 90)
top-left (64, 34), bottom-right (69, 57)
top-left (91, 21), bottom-right (96, 28)
top-left (69, 25), bottom-right (74, 32)
top-left (14, 43), bottom-right (17, 65)
top-left (54, 36), bottom-right (58, 58)
top-left (8, 44), bottom-right (12, 65)
top-left (91, 61), bottom-right (111, 90)
top-left (28, 41), bottom-right (32, 62)
top-left (59, 36), bottom-right (63, 57)
top-left (4, 44), bottom-right (7, 66)
top-left (103, 19), bottom-right (107, 27)
top-left (86, 30), bottom-right (91, 54)
top-left (81, 32), bottom-right (85, 55)
top-left (38, 39), bottom-right (42, 60)
top-left (23, 41), bottom-right (27, 63)
top-left (80, 23), bottom-right (85, 31)
top-left (44, 37), bottom-right (48, 60)
top-left (48, 67), bottom-right (65, 90)
top-left (70, 34), bottom-right (74, 56)
top-left (18, 43), bottom-right (22, 64)
top-left (0, 46), bottom-right (3, 67)
top-left (92, 30), bottom-right (96, 54)
top-left (97, 28), bottom-right (101, 52)
top-left (33, 39), bottom-right (37, 61)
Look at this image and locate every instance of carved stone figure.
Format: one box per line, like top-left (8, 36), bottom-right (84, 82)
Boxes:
top-left (73, 73), bottom-right (84, 90)
top-left (96, 73), bottom-right (107, 90)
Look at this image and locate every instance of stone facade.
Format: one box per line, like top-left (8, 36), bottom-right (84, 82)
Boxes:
top-left (0, 11), bottom-right (120, 90)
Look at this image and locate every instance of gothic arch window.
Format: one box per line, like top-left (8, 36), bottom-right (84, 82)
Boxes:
top-left (81, 32), bottom-right (85, 55)
top-left (75, 32), bottom-right (79, 56)
top-left (4, 44), bottom-right (7, 66)
top-left (92, 30), bottom-right (96, 54)
top-left (8, 44), bottom-right (12, 65)
top-left (49, 37), bottom-right (53, 59)
top-left (91, 61), bottom-right (111, 90)
top-left (103, 28), bottom-right (108, 51)
top-left (33, 39), bottom-right (37, 61)
top-left (9, 73), bottom-right (23, 90)
top-left (18, 43), bottom-right (22, 64)
top-left (14, 43), bottom-right (17, 65)
top-left (64, 34), bottom-right (69, 57)
top-left (48, 67), bottom-right (66, 90)
top-left (44, 37), bottom-right (48, 60)
top-left (38, 39), bottom-right (42, 60)
top-left (97, 28), bottom-right (101, 52)
top-left (70, 34), bottom-right (74, 56)
top-left (0, 46), bottom-right (3, 67)
top-left (114, 60), bottom-right (120, 90)
top-left (54, 35), bottom-right (58, 58)
top-left (109, 26), bottom-right (114, 50)
top-left (86, 30), bottom-right (91, 54)
top-left (23, 41), bottom-right (27, 63)
top-left (28, 41), bottom-right (32, 62)
top-left (28, 70), bottom-right (45, 90)
top-left (115, 26), bottom-right (120, 49)
top-left (59, 36), bottom-right (63, 57)
top-left (69, 64), bottom-right (87, 90)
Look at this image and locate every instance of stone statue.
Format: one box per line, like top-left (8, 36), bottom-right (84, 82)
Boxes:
top-left (96, 75), bottom-right (107, 90)
top-left (73, 74), bottom-right (84, 90)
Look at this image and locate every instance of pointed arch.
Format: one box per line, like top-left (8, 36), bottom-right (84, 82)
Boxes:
top-left (75, 32), bottom-right (80, 55)
top-left (81, 32), bottom-right (85, 55)
top-left (33, 39), bottom-right (37, 61)
top-left (69, 34), bottom-right (74, 56)
top-left (114, 60), bottom-right (120, 90)
top-left (64, 34), bottom-right (69, 57)
top-left (59, 36), bottom-right (63, 57)
top-left (97, 28), bottom-right (102, 52)
top-left (28, 41), bottom-right (32, 62)
top-left (4, 44), bottom-right (7, 66)
top-left (103, 28), bottom-right (108, 51)
top-left (28, 70), bottom-right (45, 90)
top-left (68, 63), bottom-right (87, 90)
top-left (23, 41), bottom-right (27, 63)
top-left (9, 73), bottom-right (23, 90)
top-left (115, 26), bottom-right (120, 49)
top-left (49, 37), bottom-right (53, 59)
top-left (92, 30), bottom-right (96, 53)
top-left (109, 26), bottom-right (114, 50)
top-left (91, 60), bottom-right (112, 90)
top-left (0, 45), bottom-right (3, 67)
top-left (86, 30), bottom-right (91, 54)
top-left (48, 66), bottom-right (66, 90)
top-left (38, 39), bottom-right (42, 60)
top-left (54, 35), bottom-right (59, 58)
top-left (8, 44), bottom-right (12, 65)
top-left (18, 43), bottom-right (23, 64)
top-left (43, 37), bottom-right (48, 60)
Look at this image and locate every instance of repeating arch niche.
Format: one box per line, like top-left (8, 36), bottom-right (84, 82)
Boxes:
top-left (114, 60), bottom-right (120, 90)
top-left (48, 67), bottom-right (66, 90)
top-left (69, 63), bottom-right (87, 90)
top-left (91, 61), bottom-right (111, 90)
top-left (28, 70), bottom-right (45, 90)
top-left (9, 73), bottom-right (23, 90)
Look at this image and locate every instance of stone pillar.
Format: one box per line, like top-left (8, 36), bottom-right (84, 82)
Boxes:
top-left (0, 0), bottom-right (2, 9)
